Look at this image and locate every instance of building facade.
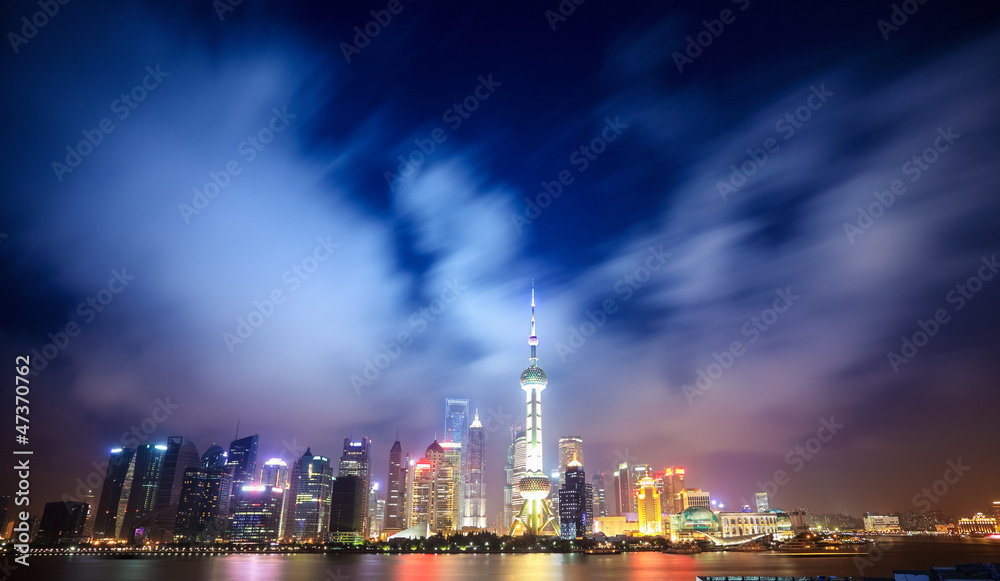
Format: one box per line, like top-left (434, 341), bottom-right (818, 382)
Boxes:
top-left (558, 462), bottom-right (592, 539)
top-left (636, 476), bottom-right (662, 535)
top-left (231, 485), bottom-right (283, 544)
top-left (292, 448), bottom-right (333, 542)
top-left (385, 438), bottom-right (408, 534)
top-left (465, 411), bottom-right (486, 528)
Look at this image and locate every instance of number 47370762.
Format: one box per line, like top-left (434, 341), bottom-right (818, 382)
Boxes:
top-left (15, 355), bottom-right (29, 439)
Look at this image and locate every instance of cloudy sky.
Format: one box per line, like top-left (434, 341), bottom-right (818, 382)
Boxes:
top-left (2, 1), bottom-right (999, 523)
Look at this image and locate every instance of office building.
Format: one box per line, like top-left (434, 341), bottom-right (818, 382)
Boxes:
top-left (465, 411), bottom-right (486, 529)
top-left (613, 462), bottom-right (632, 515)
top-left (558, 436), bottom-right (584, 488)
top-left (119, 443), bottom-right (166, 542)
top-left (680, 489), bottom-right (711, 510)
top-left (231, 485), bottom-right (283, 544)
top-left (385, 437), bottom-right (408, 534)
top-left (339, 437), bottom-right (371, 535)
top-left (292, 448), bottom-right (333, 542)
top-left (661, 466), bottom-right (686, 514)
top-left (330, 474), bottom-right (365, 535)
top-left (36, 501), bottom-right (88, 546)
top-left (259, 458), bottom-right (290, 488)
top-left (863, 514), bottom-right (901, 532)
top-left (174, 467), bottom-right (232, 544)
top-left (201, 444), bottom-right (228, 469)
top-left (228, 434), bottom-right (259, 490)
top-left (409, 440), bottom-right (457, 533)
top-left (558, 461), bottom-right (592, 539)
top-left (93, 447), bottom-right (136, 540)
top-left (591, 472), bottom-right (608, 518)
top-left (503, 425), bottom-right (526, 532)
top-left (636, 476), bottom-right (662, 536)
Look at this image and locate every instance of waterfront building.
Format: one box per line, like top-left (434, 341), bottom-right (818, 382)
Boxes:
top-left (174, 466), bottom-right (232, 544)
top-left (465, 411), bottom-right (487, 528)
top-left (636, 476), bottom-right (662, 536)
top-left (227, 434), bottom-right (259, 490)
top-left (863, 514), bottom-right (901, 532)
top-left (93, 447), bottom-right (136, 540)
top-left (384, 437), bottom-right (408, 535)
top-left (36, 501), bottom-right (88, 546)
top-left (292, 448), bottom-right (333, 542)
top-left (558, 461), bottom-right (592, 539)
top-left (231, 485), bottom-right (283, 544)
top-left (957, 513), bottom-right (998, 534)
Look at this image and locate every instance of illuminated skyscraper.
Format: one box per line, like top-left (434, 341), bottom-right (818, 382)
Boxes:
top-left (227, 434), bottom-right (259, 490)
top-left (384, 437), bottom-right (408, 534)
top-left (636, 476), bottom-right (662, 535)
top-left (613, 462), bottom-right (632, 515)
top-left (339, 437), bottom-right (371, 535)
top-left (260, 458), bottom-right (290, 488)
top-left (661, 466), bottom-right (686, 514)
top-left (558, 461), bottom-right (592, 539)
top-left (119, 443), bottom-right (166, 541)
top-left (503, 425), bottom-right (526, 532)
top-left (558, 436), bottom-right (584, 487)
top-left (93, 447), bottom-right (135, 540)
top-left (444, 398), bottom-right (469, 525)
top-left (174, 466), bottom-right (232, 544)
top-left (292, 448), bottom-right (333, 542)
top-left (232, 485), bottom-right (283, 544)
top-left (591, 472), bottom-right (608, 518)
top-left (36, 501), bottom-right (88, 546)
top-left (408, 440), bottom-right (456, 532)
top-left (510, 284), bottom-right (558, 536)
top-left (465, 411), bottom-right (486, 528)
top-left (680, 488), bottom-right (711, 509)
top-left (440, 441), bottom-right (463, 528)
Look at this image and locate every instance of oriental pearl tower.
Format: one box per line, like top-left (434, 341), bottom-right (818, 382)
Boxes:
top-left (509, 283), bottom-right (558, 536)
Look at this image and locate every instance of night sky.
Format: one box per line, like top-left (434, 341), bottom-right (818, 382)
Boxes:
top-left (2, 1), bottom-right (1000, 524)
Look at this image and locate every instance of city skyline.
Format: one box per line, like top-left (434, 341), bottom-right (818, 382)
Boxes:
top-left (2, 0), bottom-right (1000, 539)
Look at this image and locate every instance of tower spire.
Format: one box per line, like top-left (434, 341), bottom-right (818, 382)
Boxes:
top-left (528, 280), bottom-right (539, 366)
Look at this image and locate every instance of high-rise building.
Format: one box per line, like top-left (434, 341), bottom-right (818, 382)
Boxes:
top-left (755, 492), bottom-right (769, 513)
top-left (440, 441), bottom-right (463, 528)
top-left (174, 466), bottom-right (232, 544)
top-left (680, 488), bottom-right (711, 509)
top-left (93, 447), bottom-right (136, 540)
top-left (36, 501), bottom-right (89, 546)
top-left (367, 482), bottom-right (381, 539)
top-left (444, 398), bottom-right (469, 527)
top-left (119, 443), bottom-right (166, 542)
top-left (510, 284), bottom-right (558, 536)
top-left (292, 448), bottom-right (333, 542)
top-left (228, 434), bottom-right (259, 489)
top-left (201, 444), bottom-right (228, 469)
top-left (464, 411), bottom-right (486, 529)
top-left (613, 462), bottom-right (632, 515)
top-left (558, 436), bottom-right (584, 487)
top-left (330, 474), bottom-right (365, 535)
top-left (661, 467), bottom-right (686, 514)
top-left (403, 453), bottom-right (413, 529)
top-left (154, 437), bottom-right (202, 512)
top-left (636, 476), bottom-right (662, 535)
top-left (339, 437), bottom-right (371, 536)
top-left (503, 425), bottom-right (526, 532)
top-left (409, 440), bottom-right (457, 533)
top-left (558, 461), bottom-right (592, 539)
top-left (260, 458), bottom-right (290, 488)
top-left (591, 472), bottom-right (608, 518)
top-left (385, 437), bottom-right (408, 534)
top-left (231, 485), bottom-right (283, 544)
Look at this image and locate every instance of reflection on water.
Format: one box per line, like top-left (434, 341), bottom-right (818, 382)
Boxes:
top-left (16, 538), bottom-right (1000, 581)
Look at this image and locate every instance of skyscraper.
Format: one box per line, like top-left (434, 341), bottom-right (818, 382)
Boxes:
top-left (329, 474), bottom-right (364, 535)
top-left (292, 448), bottom-right (333, 542)
top-left (228, 434), bottom-right (259, 490)
top-left (201, 444), bottom-right (228, 469)
top-left (385, 437), bottom-right (408, 534)
top-left (558, 436), bottom-right (584, 488)
top-left (661, 466), bottom-right (686, 514)
top-left (36, 501), bottom-right (88, 546)
top-left (93, 447), bottom-right (136, 540)
top-left (510, 284), bottom-right (558, 536)
top-left (231, 485), bottom-right (283, 545)
top-left (119, 443), bottom-right (166, 542)
top-left (154, 437), bottom-right (202, 511)
top-left (636, 476), bottom-right (662, 535)
top-left (464, 411), bottom-right (486, 529)
top-left (558, 461), bottom-right (592, 539)
top-left (503, 425), bottom-right (526, 532)
top-left (613, 462), bottom-right (632, 515)
top-left (409, 440), bottom-right (457, 532)
top-left (444, 398), bottom-right (469, 527)
top-left (260, 458), bottom-right (290, 488)
top-left (591, 472), bottom-right (608, 518)
top-left (174, 466), bottom-right (232, 544)
top-left (339, 437), bottom-right (371, 536)
top-left (440, 441), bottom-right (463, 529)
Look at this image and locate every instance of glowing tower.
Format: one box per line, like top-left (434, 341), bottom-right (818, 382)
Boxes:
top-left (510, 284), bottom-right (558, 536)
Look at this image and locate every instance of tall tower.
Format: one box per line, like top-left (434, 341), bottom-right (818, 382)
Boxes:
top-left (510, 283), bottom-right (558, 536)
top-left (558, 436), bottom-right (584, 488)
top-left (465, 410), bottom-right (486, 528)
top-left (385, 436), bottom-right (408, 534)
